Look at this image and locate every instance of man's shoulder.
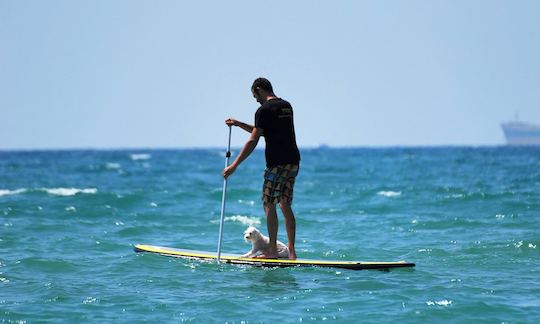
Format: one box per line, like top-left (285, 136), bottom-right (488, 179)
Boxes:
top-left (271, 98), bottom-right (290, 105)
top-left (256, 101), bottom-right (276, 114)
top-left (277, 98), bottom-right (291, 106)
top-left (255, 106), bottom-right (265, 117)
top-left (263, 98), bottom-right (291, 109)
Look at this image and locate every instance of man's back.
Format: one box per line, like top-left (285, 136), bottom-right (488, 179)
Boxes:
top-left (255, 98), bottom-right (301, 167)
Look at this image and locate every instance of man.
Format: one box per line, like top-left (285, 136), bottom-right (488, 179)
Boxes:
top-left (222, 78), bottom-right (301, 260)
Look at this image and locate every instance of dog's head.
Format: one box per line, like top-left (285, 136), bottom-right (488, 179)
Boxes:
top-left (243, 226), bottom-right (261, 242)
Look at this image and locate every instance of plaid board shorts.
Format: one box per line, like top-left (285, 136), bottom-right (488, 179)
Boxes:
top-left (262, 164), bottom-right (299, 204)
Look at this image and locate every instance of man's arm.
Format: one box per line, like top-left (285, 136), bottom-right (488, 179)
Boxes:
top-left (225, 118), bottom-right (256, 134)
top-left (222, 127), bottom-right (263, 179)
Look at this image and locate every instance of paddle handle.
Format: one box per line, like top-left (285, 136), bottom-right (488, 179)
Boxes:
top-left (217, 126), bottom-right (232, 262)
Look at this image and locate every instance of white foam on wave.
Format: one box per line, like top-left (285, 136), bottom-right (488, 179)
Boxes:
top-left (211, 215), bottom-right (261, 227)
top-left (514, 240), bottom-right (537, 249)
top-left (426, 299), bottom-right (452, 306)
top-left (377, 191), bottom-right (402, 197)
top-left (130, 153), bottom-right (151, 161)
top-left (238, 199), bottom-right (255, 207)
top-left (105, 162), bottom-right (121, 170)
top-left (0, 189), bottom-right (27, 197)
top-left (42, 188), bottom-right (97, 196)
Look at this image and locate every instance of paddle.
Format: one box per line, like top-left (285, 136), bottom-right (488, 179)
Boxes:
top-left (216, 125), bottom-right (232, 262)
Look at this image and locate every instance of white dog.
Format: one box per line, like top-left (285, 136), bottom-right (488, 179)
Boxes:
top-left (241, 226), bottom-right (290, 259)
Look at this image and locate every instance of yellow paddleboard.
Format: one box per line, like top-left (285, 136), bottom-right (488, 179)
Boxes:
top-left (134, 244), bottom-right (415, 270)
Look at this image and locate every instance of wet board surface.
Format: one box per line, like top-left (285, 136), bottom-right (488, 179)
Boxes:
top-left (134, 244), bottom-right (415, 270)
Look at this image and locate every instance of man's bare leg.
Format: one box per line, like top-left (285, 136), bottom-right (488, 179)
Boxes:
top-left (280, 200), bottom-right (297, 260)
top-left (256, 202), bottom-right (279, 259)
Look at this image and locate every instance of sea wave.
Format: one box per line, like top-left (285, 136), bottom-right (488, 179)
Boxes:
top-left (0, 188), bottom-right (98, 197)
top-left (0, 189), bottom-right (27, 197)
top-left (130, 154), bottom-right (151, 161)
top-left (426, 299), bottom-right (453, 306)
top-left (41, 188), bottom-right (98, 196)
top-left (377, 191), bottom-right (402, 197)
top-left (237, 199), bottom-right (255, 206)
top-left (105, 162), bottom-right (121, 170)
top-left (211, 215), bottom-right (261, 227)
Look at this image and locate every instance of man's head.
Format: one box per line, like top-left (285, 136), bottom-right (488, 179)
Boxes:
top-left (251, 77), bottom-right (275, 104)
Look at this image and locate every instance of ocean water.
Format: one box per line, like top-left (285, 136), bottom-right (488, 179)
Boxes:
top-left (1, 147), bottom-right (539, 323)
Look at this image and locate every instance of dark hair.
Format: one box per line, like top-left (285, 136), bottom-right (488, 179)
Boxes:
top-left (251, 77), bottom-right (274, 93)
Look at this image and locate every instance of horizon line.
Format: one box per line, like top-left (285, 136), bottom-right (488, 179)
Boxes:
top-left (0, 143), bottom-right (523, 152)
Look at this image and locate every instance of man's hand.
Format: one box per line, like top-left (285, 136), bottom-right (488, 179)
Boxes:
top-left (225, 118), bottom-right (238, 127)
top-left (222, 164), bottom-right (237, 179)
top-left (226, 118), bottom-right (255, 133)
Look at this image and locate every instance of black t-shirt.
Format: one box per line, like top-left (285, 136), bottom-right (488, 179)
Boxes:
top-left (255, 98), bottom-right (301, 167)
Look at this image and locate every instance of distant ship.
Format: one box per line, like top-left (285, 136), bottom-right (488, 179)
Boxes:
top-left (501, 121), bottom-right (540, 145)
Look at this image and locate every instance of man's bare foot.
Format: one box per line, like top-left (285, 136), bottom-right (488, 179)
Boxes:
top-left (289, 251), bottom-right (297, 260)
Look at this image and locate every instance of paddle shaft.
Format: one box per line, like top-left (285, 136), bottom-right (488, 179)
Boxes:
top-left (217, 126), bottom-right (232, 262)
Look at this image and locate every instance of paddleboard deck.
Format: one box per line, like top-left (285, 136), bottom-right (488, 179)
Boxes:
top-left (134, 244), bottom-right (415, 270)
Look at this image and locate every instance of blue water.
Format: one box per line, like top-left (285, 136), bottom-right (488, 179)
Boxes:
top-left (1, 147), bottom-right (539, 322)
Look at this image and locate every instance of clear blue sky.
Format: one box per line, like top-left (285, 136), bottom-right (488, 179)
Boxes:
top-left (1, 0), bottom-right (539, 149)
